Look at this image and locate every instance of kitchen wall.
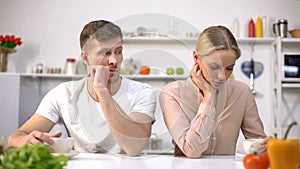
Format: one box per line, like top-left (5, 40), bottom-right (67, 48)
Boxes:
top-left (1, 0), bottom-right (300, 150)
top-left (1, 0), bottom-right (299, 73)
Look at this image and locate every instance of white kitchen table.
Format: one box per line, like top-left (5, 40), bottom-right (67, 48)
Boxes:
top-left (66, 153), bottom-right (245, 169)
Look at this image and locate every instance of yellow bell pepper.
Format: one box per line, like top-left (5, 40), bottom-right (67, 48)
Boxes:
top-left (267, 121), bottom-right (300, 169)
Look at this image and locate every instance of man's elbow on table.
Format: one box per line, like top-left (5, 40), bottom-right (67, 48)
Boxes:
top-left (122, 139), bottom-right (149, 157)
top-left (125, 150), bottom-right (142, 157)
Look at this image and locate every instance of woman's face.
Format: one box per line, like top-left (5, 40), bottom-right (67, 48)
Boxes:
top-left (198, 49), bottom-right (237, 88)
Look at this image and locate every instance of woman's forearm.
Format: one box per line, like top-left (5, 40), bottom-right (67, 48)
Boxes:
top-left (174, 103), bottom-right (217, 158)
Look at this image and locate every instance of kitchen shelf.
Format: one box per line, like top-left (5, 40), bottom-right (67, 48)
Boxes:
top-left (20, 73), bottom-right (188, 81)
top-left (271, 36), bottom-right (300, 139)
top-left (236, 38), bottom-right (275, 45)
top-left (124, 36), bottom-right (276, 45)
top-left (20, 73), bottom-right (187, 95)
top-left (282, 83), bottom-right (300, 88)
top-left (281, 38), bottom-right (300, 43)
top-left (21, 73), bottom-right (85, 79)
top-left (122, 74), bottom-right (188, 80)
top-left (0, 72), bottom-right (20, 76)
top-left (123, 36), bottom-right (197, 46)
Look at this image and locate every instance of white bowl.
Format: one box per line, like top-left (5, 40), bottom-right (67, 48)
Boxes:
top-left (243, 138), bottom-right (264, 154)
top-left (50, 137), bottom-right (74, 153)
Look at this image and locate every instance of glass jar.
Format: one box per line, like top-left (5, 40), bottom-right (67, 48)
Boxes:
top-left (64, 58), bottom-right (76, 75)
top-left (36, 63), bottom-right (43, 74)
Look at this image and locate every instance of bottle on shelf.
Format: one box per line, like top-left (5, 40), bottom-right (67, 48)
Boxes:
top-left (248, 18), bottom-right (255, 38)
top-left (64, 58), bottom-right (76, 75)
top-left (256, 16), bottom-right (263, 38)
top-left (261, 16), bottom-right (267, 37)
top-left (231, 18), bottom-right (240, 38)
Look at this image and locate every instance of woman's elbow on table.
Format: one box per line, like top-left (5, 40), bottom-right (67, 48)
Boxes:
top-left (176, 146), bottom-right (204, 158)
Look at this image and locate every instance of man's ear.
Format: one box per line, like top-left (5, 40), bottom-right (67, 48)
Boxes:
top-left (81, 51), bottom-right (89, 66)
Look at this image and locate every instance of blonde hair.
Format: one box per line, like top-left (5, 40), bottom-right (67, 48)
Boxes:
top-left (196, 26), bottom-right (241, 59)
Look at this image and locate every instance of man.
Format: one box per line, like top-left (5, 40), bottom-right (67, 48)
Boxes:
top-left (8, 20), bottom-right (156, 156)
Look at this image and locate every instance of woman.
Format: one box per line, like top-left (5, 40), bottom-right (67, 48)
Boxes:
top-left (159, 25), bottom-right (269, 158)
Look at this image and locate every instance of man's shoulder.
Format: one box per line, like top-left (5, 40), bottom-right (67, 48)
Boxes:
top-left (50, 77), bottom-right (86, 94)
top-left (122, 77), bottom-right (152, 90)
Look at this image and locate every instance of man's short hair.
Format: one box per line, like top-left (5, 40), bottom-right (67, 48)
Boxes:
top-left (80, 20), bottom-right (122, 49)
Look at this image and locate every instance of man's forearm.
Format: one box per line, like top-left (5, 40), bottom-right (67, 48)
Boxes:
top-left (98, 88), bottom-right (151, 137)
top-left (7, 130), bottom-right (28, 148)
top-left (97, 88), bottom-right (152, 156)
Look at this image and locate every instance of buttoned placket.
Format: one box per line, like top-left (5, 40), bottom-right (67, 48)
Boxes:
top-left (210, 134), bottom-right (217, 155)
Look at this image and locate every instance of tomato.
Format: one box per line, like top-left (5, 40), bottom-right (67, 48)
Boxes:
top-left (140, 66), bottom-right (150, 75)
top-left (243, 153), bottom-right (269, 169)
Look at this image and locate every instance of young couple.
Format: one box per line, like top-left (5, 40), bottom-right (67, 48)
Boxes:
top-left (8, 19), bottom-right (270, 158)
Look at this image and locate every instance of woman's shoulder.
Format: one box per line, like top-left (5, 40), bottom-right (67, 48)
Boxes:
top-left (226, 79), bottom-right (251, 93)
top-left (227, 79), bottom-right (249, 88)
top-left (162, 80), bottom-right (182, 89)
top-left (161, 79), bottom-right (193, 94)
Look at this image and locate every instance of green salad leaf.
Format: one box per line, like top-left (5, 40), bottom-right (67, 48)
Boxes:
top-left (0, 144), bottom-right (68, 169)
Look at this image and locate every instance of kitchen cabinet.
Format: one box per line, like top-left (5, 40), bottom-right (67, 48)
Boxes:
top-left (0, 73), bottom-right (20, 140)
top-left (271, 37), bottom-right (300, 139)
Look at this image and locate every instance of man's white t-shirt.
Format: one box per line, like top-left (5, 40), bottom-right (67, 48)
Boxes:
top-left (36, 77), bottom-right (156, 153)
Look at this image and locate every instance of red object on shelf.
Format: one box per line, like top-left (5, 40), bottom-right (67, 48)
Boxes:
top-left (248, 18), bottom-right (255, 37)
top-left (66, 58), bottom-right (76, 62)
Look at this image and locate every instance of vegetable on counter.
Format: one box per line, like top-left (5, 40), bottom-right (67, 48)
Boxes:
top-left (243, 153), bottom-right (269, 169)
top-left (0, 144), bottom-right (68, 169)
top-left (267, 121), bottom-right (299, 169)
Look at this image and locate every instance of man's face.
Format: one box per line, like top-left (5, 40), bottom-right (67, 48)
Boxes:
top-left (84, 37), bottom-right (123, 83)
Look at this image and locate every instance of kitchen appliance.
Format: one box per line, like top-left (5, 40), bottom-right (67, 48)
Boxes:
top-left (282, 53), bottom-right (300, 82)
top-left (273, 19), bottom-right (288, 38)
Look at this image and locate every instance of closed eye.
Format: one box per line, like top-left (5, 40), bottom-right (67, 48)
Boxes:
top-left (226, 64), bottom-right (235, 71)
top-left (209, 63), bottom-right (221, 70)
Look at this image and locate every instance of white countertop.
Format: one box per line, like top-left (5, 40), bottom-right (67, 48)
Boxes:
top-left (66, 153), bottom-right (245, 169)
